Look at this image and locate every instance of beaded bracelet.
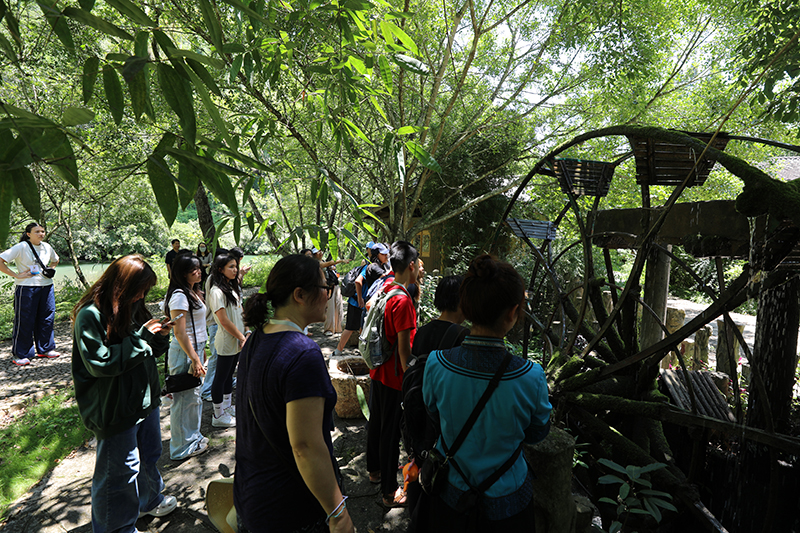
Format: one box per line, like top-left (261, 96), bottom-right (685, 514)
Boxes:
top-left (325, 495), bottom-right (348, 525)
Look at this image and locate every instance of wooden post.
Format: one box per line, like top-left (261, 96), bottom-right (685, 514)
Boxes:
top-left (640, 245), bottom-right (672, 367)
top-left (715, 320), bottom-right (744, 379)
top-left (527, 426), bottom-right (577, 533)
top-left (694, 325), bottom-right (712, 370)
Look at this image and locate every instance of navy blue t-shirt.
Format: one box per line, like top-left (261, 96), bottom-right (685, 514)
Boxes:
top-left (234, 329), bottom-right (337, 532)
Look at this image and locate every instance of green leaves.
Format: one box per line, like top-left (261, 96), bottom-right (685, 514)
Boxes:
top-left (62, 7), bottom-right (134, 40)
top-left (146, 155), bottom-right (179, 227)
top-left (104, 0), bottom-right (155, 27)
top-left (405, 140), bottom-right (441, 173)
top-left (62, 106), bottom-right (95, 126)
top-left (198, 0), bottom-right (223, 55)
top-left (0, 172), bottom-right (13, 245)
top-left (102, 65), bottom-right (124, 125)
top-left (157, 63), bottom-right (196, 146)
top-left (380, 21), bottom-right (418, 55)
top-left (82, 57), bottom-right (99, 104)
top-left (596, 458), bottom-right (674, 525)
top-left (38, 1), bottom-right (74, 51)
top-left (392, 54), bottom-right (429, 75)
top-left (10, 167), bottom-right (40, 221)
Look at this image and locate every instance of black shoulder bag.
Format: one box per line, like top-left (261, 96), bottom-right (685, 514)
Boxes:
top-left (162, 296), bottom-right (202, 394)
top-left (25, 241), bottom-right (56, 278)
top-left (418, 351), bottom-right (513, 498)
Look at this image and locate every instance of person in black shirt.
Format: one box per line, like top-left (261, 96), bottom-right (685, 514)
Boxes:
top-left (411, 275), bottom-right (469, 357)
top-left (405, 275), bottom-right (469, 528)
top-left (165, 239), bottom-right (180, 278)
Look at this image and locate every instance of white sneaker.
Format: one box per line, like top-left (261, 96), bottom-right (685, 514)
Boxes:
top-left (139, 495), bottom-right (177, 518)
top-left (212, 411), bottom-right (236, 427)
top-left (179, 440), bottom-right (209, 459)
top-left (225, 405), bottom-right (236, 417)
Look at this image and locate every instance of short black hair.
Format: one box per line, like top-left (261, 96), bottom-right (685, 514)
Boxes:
top-left (434, 275), bottom-right (463, 312)
top-left (171, 239), bottom-right (180, 245)
top-left (389, 240), bottom-right (418, 274)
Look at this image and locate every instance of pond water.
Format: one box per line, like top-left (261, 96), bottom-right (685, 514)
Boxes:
top-left (49, 256), bottom-right (262, 288)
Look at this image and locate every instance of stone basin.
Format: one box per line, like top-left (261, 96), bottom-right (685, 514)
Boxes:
top-left (329, 355), bottom-right (371, 418)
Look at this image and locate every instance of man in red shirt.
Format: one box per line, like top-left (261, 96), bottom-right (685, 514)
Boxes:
top-left (366, 240), bottom-right (419, 508)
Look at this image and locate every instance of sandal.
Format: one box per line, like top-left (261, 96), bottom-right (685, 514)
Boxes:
top-left (382, 487), bottom-right (407, 508)
top-left (369, 472), bottom-right (381, 484)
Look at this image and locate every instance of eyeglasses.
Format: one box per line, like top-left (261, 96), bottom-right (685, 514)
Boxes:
top-left (315, 285), bottom-right (334, 299)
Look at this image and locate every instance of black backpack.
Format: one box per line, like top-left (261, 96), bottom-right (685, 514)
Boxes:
top-left (339, 265), bottom-right (366, 298)
top-left (401, 323), bottom-right (464, 460)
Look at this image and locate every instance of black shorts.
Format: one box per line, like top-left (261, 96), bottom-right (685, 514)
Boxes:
top-left (345, 303), bottom-right (364, 331)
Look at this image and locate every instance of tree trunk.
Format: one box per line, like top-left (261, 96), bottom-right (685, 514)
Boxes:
top-left (727, 272), bottom-right (800, 533)
top-left (194, 183), bottom-right (216, 246)
top-left (248, 196), bottom-right (290, 256)
top-left (748, 271), bottom-right (800, 433)
top-left (62, 217), bottom-right (89, 289)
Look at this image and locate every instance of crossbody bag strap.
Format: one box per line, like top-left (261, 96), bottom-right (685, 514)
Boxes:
top-left (437, 323), bottom-right (463, 351)
top-left (441, 351), bottom-right (513, 459)
top-left (25, 240), bottom-right (47, 270)
top-left (165, 290), bottom-right (198, 377)
top-left (449, 441), bottom-right (524, 494)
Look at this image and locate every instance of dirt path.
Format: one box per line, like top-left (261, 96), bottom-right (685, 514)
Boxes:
top-left (1, 294), bottom-right (409, 532)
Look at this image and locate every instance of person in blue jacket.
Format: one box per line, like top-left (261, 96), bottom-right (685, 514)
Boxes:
top-left (72, 255), bottom-right (178, 533)
top-left (422, 254), bottom-right (552, 532)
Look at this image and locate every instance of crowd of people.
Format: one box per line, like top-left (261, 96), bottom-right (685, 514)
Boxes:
top-left (2, 225), bottom-right (552, 533)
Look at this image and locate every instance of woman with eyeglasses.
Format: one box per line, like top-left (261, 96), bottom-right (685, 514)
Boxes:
top-left (235, 254), bottom-right (352, 533)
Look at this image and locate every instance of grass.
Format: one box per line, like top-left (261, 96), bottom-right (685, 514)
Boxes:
top-left (0, 385), bottom-right (92, 520)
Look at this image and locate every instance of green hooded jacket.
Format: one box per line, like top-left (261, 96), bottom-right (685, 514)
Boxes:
top-left (72, 304), bottom-right (169, 439)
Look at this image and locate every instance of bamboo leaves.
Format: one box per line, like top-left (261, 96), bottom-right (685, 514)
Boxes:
top-left (157, 63), bottom-right (196, 146)
top-left (102, 65), bottom-right (124, 125)
top-left (82, 57), bottom-right (99, 104)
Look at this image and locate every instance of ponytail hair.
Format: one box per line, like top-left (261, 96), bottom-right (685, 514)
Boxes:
top-left (243, 254), bottom-right (323, 328)
top-left (20, 222), bottom-right (43, 242)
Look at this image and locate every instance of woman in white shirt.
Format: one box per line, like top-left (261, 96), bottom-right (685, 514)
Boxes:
top-left (164, 254), bottom-right (209, 460)
top-left (207, 254), bottom-right (247, 428)
top-left (0, 223), bottom-right (61, 366)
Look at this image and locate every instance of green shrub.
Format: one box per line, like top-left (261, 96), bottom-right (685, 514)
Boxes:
top-left (242, 255), bottom-right (281, 290)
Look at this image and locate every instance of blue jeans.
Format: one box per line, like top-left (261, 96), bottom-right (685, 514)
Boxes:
top-left (12, 284), bottom-right (56, 359)
top-left (168, 339), bottom-right (206, 460)
top-left (91, 408), bottom-right (164, 533)
top-left (200, 324), bottom-right (218, 401)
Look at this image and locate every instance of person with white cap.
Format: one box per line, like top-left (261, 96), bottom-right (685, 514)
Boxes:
top-left (333, 243), bottom-right (390, 357)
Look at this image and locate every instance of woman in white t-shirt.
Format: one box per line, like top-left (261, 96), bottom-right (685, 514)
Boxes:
top-left (0, 223), bottom-right (61, 366)
top-left (164, 254), bottom-right (209, 460)
top-left (207, 254), bottom-right (247, 428)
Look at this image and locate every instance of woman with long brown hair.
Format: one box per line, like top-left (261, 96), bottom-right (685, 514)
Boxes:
top-left (72, 255), bottom-right (178, 533)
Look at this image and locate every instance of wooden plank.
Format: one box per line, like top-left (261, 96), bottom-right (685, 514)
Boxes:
top-left (592, 200), bottom-right (754, 254)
